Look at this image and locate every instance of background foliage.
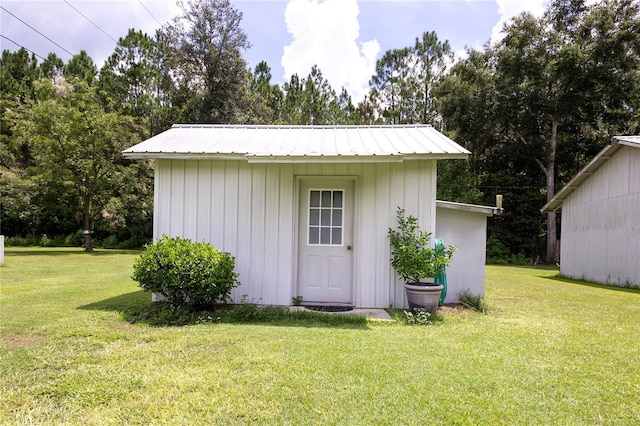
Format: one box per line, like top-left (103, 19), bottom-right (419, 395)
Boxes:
top-left (1, 0), bottom-right (638, 260)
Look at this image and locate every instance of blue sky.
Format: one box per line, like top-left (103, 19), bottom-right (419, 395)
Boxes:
top-left (1, 0), bottom-right (551, 102)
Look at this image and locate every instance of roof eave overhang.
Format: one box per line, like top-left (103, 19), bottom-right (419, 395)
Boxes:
top-left (121, 152), bottom-right (247, 161)
top-left (122, 152), bottom-right (470, 162)
top-left (247, 153), bottom-right (468, 163)
top-left (436, 200), bottom-right (503, 216)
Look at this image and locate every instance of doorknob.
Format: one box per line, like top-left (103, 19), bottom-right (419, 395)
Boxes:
top-left (347, 245), bottom-right (352, 250)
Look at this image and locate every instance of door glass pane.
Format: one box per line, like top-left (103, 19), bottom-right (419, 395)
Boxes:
top-left (332, 228), bottom-right (342, 245)
top-left (333, 191), bottom-right (342, 208)
top-left (320, 227), bottom-right (331, 244)
top-left (310, 191), bottom-right (320, 207)
top-left (321, 209), bottom-right (331, 226)
top-left (308, 189), bottom-right (345, 246)
top-left (309, 209), bottom-right (319, 226)
top-left (321, 191), bottom-right (331, 207)
top-left (309, 227), bottom-right (319, 244)
top-left (332, 209), bottom-right (342, 226)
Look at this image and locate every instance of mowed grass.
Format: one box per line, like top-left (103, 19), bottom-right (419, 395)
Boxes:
top-left (1, 248), bottom-right (639, 425)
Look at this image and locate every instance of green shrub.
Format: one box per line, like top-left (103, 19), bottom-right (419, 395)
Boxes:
top-left (5, 236), bottom-right (28, 246)
top-left (64, 231), bottom-right (85, 247)
top-left (486, 237), bottom-right (509, 264)
top-left (100, 235), bottom-right (119, 249)
top-left (117, 237), bottom-right (144, 249)
top-left (511, 252), bottom-right (529, 265)
top-left (132, 236), bottom-right (240, 308)
top-left (39, 234), bottom-right (52, 247)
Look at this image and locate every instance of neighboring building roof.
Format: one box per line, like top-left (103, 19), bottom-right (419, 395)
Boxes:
top-left (541, 136), bottom-right (640, 213)
top-left (122, 124), bottom-right (470, 162)
top-left (436, 200), bottom-right (503, 216)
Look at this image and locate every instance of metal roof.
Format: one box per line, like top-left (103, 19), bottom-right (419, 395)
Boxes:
top-left (122, 124), bottom-right (470, 162)
top-left (541, 136), bottom-right (640, 213)
top-left (436, 200), bottom-right (503, 216)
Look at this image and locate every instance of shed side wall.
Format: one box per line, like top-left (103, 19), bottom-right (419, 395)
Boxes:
top-left (435, 208), bottom-right (488, 302)
top-left (560, 146), bottom-right (640, 286)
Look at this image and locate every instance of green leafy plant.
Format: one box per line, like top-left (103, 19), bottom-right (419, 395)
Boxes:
top-left (388, 207), bottom-right (456, 284)
top-left (404, 308), bottom-right (434, 325)
top-left (291, 296), bottom-right (304, 306)
top-left (132, 235), bottom-right (240, 308)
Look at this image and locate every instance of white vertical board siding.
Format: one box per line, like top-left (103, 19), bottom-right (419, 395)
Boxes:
top-left (560, 146), bottom-right (640, 286)
top-left (234, 161), bottom-right (253, 301)
top-left (277, 164), bottom-right (295, 304)
top-left (355, 160), bottom-right (437, 308)
top-left (435, 208), bottom-right (488, 302)
top-left (388, 163), bottom-right (407, 307)
top-left (373, 163), bottom-right (391, 308)
top-left (358, 163), bottom-right (377, 307)
top-left (154, 159), bottom-right (438, 307)
top-left (169, 160), bottom-right (185, 237)
top-left (183, 161), bottom-right (199, 240)
top-left (154, 160), bottom-right (295, 305)
top-left (197, 161), bottom-right (212, 242)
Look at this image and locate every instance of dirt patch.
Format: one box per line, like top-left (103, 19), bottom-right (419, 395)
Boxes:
top-left (1, 335), bottom-right (46, 347)
top-left (438, 304), bottom-right (470, 315)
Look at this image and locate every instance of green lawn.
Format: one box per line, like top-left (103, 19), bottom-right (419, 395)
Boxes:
top-left (1, 248), bottom-right (639, 425)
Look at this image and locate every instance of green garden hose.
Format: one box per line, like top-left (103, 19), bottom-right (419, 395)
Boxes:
top-left (434, 238), bottom-right (447, 306)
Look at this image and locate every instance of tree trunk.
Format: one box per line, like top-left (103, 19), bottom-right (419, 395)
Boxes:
top-left (545, 118), bottom-right (558, 263)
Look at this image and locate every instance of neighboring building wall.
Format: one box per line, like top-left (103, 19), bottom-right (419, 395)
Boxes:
top-left (560, 146), bottom-right (640, 286)
top-left (153, 159), bottom-right (437, 308)
top-left (435, 207), bottom-right (488, 302)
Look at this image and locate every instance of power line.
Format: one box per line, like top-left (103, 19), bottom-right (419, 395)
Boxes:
top-left (138, 0), bottom-right (161, 26)
top-left (0, 34), bottom-right (47, 61)
top-left (0, 5), bottom-right (74, 58)
top-left (63, 0), bottom-right (117, 44)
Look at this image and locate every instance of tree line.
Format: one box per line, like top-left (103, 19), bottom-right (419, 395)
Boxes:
top-left (1, 0), bottom-right (638, 259)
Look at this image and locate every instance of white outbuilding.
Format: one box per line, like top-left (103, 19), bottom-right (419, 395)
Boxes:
top-left (123, 124), bottom-right (501, 307)
top-left (542, 136), bottom-right (640, 287)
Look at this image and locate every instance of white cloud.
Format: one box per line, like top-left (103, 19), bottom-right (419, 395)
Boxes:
top-left (490, 0), bottom-right (548, 44)
top-left (281, 0), bottom-right (380, 104)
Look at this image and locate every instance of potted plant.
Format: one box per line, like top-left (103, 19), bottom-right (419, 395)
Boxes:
top-left (388, 207), bottom-right (456, 313)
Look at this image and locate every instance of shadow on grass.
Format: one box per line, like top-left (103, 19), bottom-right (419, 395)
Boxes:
top-left (79, 291), bottom-right (370, 330)
top-left (5, 248), bottom-right (140, 256)
top-left (79, 290), bottom-right (150, 312)
top-left (541, 274), bottom-right (640, 294)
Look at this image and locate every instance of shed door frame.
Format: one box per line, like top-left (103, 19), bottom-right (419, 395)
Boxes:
top-left (293, 176), bottom-right (359, 304)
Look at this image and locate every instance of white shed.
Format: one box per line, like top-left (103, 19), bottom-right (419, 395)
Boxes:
top-left (123, 124), bottom-right (497, 307)
top-left (542, 136), bottom-right (640, 287)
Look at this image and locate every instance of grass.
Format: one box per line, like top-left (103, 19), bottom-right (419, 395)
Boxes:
top-left (1, 248), bottom-right (639, 424)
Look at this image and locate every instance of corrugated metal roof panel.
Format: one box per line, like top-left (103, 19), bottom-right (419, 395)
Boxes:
top-left (616, 135), bottom-right (640, 146)
top-left (123, 124), bottom-right (470, 161)
top-left (541, 135), bottom-right (640, 212)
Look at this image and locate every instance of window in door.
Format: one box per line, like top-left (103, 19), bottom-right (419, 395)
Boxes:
top-left (308, 189), bottom-right (343, 246)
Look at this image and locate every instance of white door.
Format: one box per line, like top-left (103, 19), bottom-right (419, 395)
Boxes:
top-left (297, 180), bottom-right (354, 304)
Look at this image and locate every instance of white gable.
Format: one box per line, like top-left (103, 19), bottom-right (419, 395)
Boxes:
top-left (541, 135), bottom-right (640, 212)
top-left (123, 124), bottom-right (470, 162)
